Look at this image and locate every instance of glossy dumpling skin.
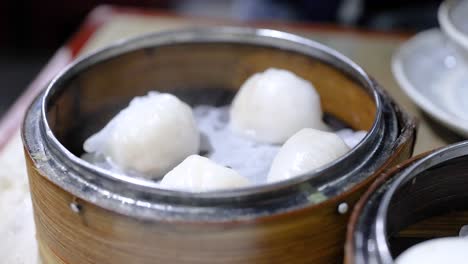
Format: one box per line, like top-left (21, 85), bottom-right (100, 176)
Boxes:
top-left (230, 68), bottom-right (326, 144)
top-left (395, 237), bottom-right (468, 264)
top-left (83, 92), bottom-right (200, 178)
top-left (267, 128), bottom-right (350, 182)
top-left (160, 155), bottom-right (250, 192)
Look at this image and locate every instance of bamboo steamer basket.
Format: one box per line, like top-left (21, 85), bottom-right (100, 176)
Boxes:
top-left (22, 27), bottom-right (416, 264)
top-left (345, 141), bottom-right (468, 264)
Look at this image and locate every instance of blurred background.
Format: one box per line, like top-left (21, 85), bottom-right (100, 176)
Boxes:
top-left (0, 0), bottom-right (442, 116)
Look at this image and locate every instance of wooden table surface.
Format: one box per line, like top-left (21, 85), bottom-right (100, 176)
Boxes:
top-left (0, 5), bottom-right (462, 154)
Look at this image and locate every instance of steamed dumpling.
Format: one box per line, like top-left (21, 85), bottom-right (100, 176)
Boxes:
top-left (267, 128), bottom-right (349, 182)
top-left (160, 155), bottom-right (250, 192)
top-left (395, 237), bottom-right (468, 264)
top-left (230, 68), bottom-right (326, 144)
top-left (83, 92), bottom-right (200, 177)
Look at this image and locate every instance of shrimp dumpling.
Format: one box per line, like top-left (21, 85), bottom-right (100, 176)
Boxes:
top-left (395, 237), bottom-right (468, 264)
top-left (267, 128), bottom-right (350, 182)
top-left (83, 92), bottom-right (200, 178)
top-left (230, 68), bottom-right (326, 144)
top-left (160, 155), bottom-right (250, 192)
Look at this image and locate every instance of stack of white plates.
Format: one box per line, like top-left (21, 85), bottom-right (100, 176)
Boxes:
top-left (393, 0), bottom-right (468, 136)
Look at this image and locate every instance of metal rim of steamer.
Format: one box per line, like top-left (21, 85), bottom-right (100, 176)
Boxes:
top-left (348, 141), bottom-right (468, 263)
top-left (23, 27), bottom-right (400, 221)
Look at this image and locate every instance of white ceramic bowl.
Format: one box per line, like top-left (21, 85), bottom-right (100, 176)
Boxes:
top-left (439, 0), bottom-right (468, 61)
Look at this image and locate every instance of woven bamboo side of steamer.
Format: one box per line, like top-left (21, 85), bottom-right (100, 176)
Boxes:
top-left (26, 122), bottom-right (415, 264)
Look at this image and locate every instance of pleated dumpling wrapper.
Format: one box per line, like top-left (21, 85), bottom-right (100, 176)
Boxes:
top-left (160, 155), bottom-right (250, 192)
top-left (268, 128), bottom-right (350, 182)
top-left (395, 237), bottom-right (468, 264)
top-left (84, 92), bottom-right (200, 178)
top-left (230, 68), bottom-right (326, 144)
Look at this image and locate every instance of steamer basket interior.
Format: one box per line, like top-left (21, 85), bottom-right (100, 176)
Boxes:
top-left (45, 42), bottom-right (376, 157)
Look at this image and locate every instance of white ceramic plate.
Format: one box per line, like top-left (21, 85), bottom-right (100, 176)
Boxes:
top-left (392, 29), bottom-right (468, 137)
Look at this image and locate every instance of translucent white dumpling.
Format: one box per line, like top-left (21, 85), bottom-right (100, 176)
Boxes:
top-left (267, 128), bottom-right (350, 182)
top-left (83, 92), bottom-right (200, 178)
top-left (395, 237), bottom-right (468, 264)
top-left (160, 155), bottom-right (250, 192)
top-left (230, 68), bottom-right (326, 144)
